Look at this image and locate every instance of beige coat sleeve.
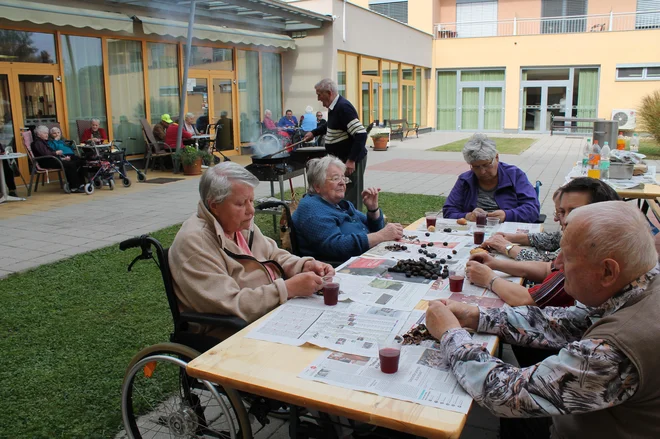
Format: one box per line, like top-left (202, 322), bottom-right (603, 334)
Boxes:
top-left (174, 251), bottom-right (288, 324)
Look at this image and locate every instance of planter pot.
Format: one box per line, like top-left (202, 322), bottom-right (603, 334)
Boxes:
top-left (372, 136), bottom-right (389, 151)
top-left (182, 158), bottom-right (203, 175)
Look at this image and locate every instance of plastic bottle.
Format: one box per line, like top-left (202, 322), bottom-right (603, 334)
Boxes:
top-left (600, 141), bottom-right (610, 180)
top-left (617, 132), bottom-right (626, 151)
top-left (631, 133), bottom-right (640, 152)
top-left (587, 140), bottom-right (601, 179)
top-left (581, 138), bottom-right (592, 174)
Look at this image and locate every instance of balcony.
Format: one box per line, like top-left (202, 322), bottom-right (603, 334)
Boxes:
top-left (434, 10), bottom-right (660, 39)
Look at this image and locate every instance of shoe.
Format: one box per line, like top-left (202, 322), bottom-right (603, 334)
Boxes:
top-left (8, 190), bottom-right (17, 197)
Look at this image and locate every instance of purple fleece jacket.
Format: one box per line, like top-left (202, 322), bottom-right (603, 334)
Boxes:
top-left (442, 162), bottom-right (540, 223)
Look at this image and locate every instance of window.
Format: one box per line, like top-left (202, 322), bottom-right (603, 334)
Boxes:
top-left (362, 57), bottom-right (379, 77)
top-left (148, 43), bottom-right (180, 124)
top-left (616, 65), bottom-right (660, 81)
top-left (261, 52), bottom-right (282, 121)
top-left (369, 0), bottom-right (408, 24)
top-left (636, 0), bottom-right (660, 29)
top-left (337, 52), bottom-right (346, 97)
top-left (186, 46), bottom-right (233, 70)
top-left (0, 30), bottom-right (56, 64)
top-left (541, 0), bottom-right (587, 34)
top-left (456, 0), bottom-right (498, 38)
top-left (237, 50), bottom-right (260, 143)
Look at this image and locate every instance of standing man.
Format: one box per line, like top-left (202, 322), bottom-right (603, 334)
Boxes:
top-left (303, 79), bottom-right (368, 211)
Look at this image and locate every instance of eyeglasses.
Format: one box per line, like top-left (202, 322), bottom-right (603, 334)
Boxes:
top-left (327, 176), bottom-right (351, 184)
top-left (470, 158), bottom-right (496, 172)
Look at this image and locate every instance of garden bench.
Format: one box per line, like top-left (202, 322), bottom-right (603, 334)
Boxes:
top-left (388, 119), bottom-right (419, 141)
top-left (550, 116), bottom-right (604, 135)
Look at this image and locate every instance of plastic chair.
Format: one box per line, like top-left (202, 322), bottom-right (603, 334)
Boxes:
top-left (139, 118), bottom-right (176, 175)
top-left (21, 130), bottom-right (71, 195)
top-left (75, 120), bottom-right (92, 142)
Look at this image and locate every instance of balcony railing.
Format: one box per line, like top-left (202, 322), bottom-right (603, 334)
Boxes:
top-left (434, 10), bottom-right (660, 39)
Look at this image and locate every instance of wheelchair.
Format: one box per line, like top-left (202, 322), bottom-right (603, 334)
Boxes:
top-left (256, 124), bottom-right (309, 153)
top-left (119, 235), bottom-right (252, 439)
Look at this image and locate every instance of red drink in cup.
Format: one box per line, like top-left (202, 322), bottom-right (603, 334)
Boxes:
top-left (476, 213), bottom-right (487, 226)
top-left (425, 212), bottom-right (438, 229)
top-left (473, 226), bottom-right (485, 245)
top-left (379, 347), bottom-right (400, 374)
top-left (322, 276), bottom-right (340, 306)
top-left (449, 275), bottom-right (465, 292)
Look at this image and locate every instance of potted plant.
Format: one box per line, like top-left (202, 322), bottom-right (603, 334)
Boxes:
top-left (174, 146), bottom-right (213, 175)
top-left (371, 132), bottom-right (389, 151)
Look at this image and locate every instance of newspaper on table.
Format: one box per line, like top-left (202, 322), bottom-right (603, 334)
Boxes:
top-left (246, 298), bottom-right (408, 356)
top-left (416, 218), bottom-right (471, 234)
top-left (334, 273), bottom-right (430, 310)
top-left (298, 324), bottom-right (497, 414)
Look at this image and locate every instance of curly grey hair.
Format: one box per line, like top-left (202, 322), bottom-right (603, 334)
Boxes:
top-left (306, 155), bottom-right (346, 194)
top-left (462, 133), bottom-right (498, 164)
top-left (34, 125), bottom-right (50, 137)
top-left (199, 162), bottom-right (259, 209)
top-left (314, 78), bottom-right (338, 96)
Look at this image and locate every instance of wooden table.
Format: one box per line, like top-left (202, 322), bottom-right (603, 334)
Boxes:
top-left (187, 218), bottom-right (502, 438)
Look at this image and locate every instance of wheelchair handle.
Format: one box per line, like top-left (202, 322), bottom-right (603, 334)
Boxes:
top-left (119, 235), bottom-right (148, 251)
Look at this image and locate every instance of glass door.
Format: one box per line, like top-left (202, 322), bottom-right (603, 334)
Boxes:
top-left (371, 81), bottom-right (380, 124)
top-left (0, 74), bottom-right (16, 151)
top-left (460, 87), bottom-right (479, 130)
top-left (522, 86), bottom-right (543, 132)
top-left (483, 87), bottom-right (503, 131)
top-left (521, 85), bottom-right (567, 132)
top-left (361, 78), bottom-right (381, 125)
top-left (361, 81), bottom-right (370, 124)
top-left (186, 76), bottom-right (209, 130)
top-left (18, 74), bottom-right (58, 127)
top-left (402, 84), bottom-right (414, 123)
top-left (547, 86), bottom-right (568, 132)
top-left (211, 77), bottom-right (235, 151)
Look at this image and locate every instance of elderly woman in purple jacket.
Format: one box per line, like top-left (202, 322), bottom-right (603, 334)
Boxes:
top-left (442, 134), bottom-right (539, 223)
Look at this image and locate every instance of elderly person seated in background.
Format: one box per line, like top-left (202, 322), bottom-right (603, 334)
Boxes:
top-left (81, 118), bottom-right (108, 143)
top-left (169, 162), bottom-right (334, 328)
top-left (182, 112), bottom-right (200, 136)
top-left (442, 134), bottom-right (539, 223)
top-left (48, 127), bottom-right (76, 157)
top-left (164, 117), bottom-right (195, 149)
top-left (484, 177), bottom-right (620, 262)
top-left (153, 114), bottom-right (172, 143)
top-left (299, 106), bottom-right (317, 132)
top-left (263, 109), bottom-right (291, 139)
top-left (32, 125), bottom-right (86, 192)
top-left (293, 155), bottom-right (403, 263)
top-left (277, 109), bottom-right (298, 135)
top-left (426, 201), bottom-right (660, 439)
top-left (466, 177), bottom-right (620, 309)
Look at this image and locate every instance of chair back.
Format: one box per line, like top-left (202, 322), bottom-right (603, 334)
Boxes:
top-left (76, 120), bottom-right (92, 140)
top-left (21, 130), bottom-right (48, 173)
top-left (256, 200), bottom-right (300, 255)
top-left (139, 118), bottom-right (157, 145)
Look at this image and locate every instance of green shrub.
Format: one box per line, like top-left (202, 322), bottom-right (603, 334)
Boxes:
top-left (638, 89), bottom-right (660, 144)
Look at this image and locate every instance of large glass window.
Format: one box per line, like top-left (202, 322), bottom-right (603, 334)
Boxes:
top-left (0, 75), bottom-right (15, 149)
top-left (107, 39), bottom-right (146, 154)
top-left (147, 42), bottom-right (180, 124)
top-left (261, 52), bottom-right (282, 121)
top-left (390, 63), bottom-right (399, 119)
top-left (415, 68), bottom-right (422, 126)
top-left (19, 75), bottom-right (57, 127)
top-left (186, 46), bottom-right (233, 70)
top-left (362, 57), bottom-right (379, 77)
top-left (437, 71), bottom-right (457, 130)
top-left (237, 50), bottom-right (260, 143)
top-left (337, 52), bottom-right (346, 97)
top-left (346, 54), bottom-right (359, 107)
top-left (541, 0), bottom-right (587, 34)
top-left (60, 35), bottom-right (107, 142)
top-left (382, 61), bottom-right (391, 122)
top-left (0, 30), bottom-right (56, 64)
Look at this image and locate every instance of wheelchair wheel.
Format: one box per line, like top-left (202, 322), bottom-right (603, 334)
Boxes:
top-left (108, 179), bottom-right (115, 190)
top-left (254, 133), bottom-right (281, 155)
top-left (136, 172), bottom-right (147, 182)
top-left (93, 178), bottom-right (103, 189)
top-left (123, 178), bottom-right (132, 188)
top-left (121, 342), bottom-right (251, 439)
top-left (84, 183), bottom-right (94, 195)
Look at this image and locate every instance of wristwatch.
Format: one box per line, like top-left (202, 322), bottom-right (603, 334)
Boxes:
top-left (505, 243), bottom-right (520, 257)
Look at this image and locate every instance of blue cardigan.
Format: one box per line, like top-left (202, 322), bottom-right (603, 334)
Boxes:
top-left (442, 162), bottom-right (540, 223)
top-left (292, 194), bottom-right (385, 261)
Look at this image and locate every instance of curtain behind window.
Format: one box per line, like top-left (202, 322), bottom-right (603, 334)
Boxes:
top-left (238, 50), bottom-right (260, 143)
top-left (437, 71), bottom-right (457, 130)
top-left (576, 69), bottom-right (599, 132)
top-left (107, 39), bottom-right (146, 155)
top-left (261, 52), bottom-right (282, 121)
top-left (148, 42), bottom-right (179, 125)
top-left (60, 35), bottom-right (107, 142)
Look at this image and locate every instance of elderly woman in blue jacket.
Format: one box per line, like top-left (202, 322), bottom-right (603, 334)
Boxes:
top-left (442, 134), bottom-right (540, 223)
top-left (293, 155), bottom-right (403, 262)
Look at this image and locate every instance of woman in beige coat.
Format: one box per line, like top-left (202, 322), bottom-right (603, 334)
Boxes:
top-left (169, 162), bottom-right (334, 326)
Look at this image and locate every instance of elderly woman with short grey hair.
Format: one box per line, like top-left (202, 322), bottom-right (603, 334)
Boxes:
top-left (293, 155), bottom-right (402, 262)
top-left (81, 117), bottom-right (108, 143)
top-left (183, 112), bottom-right (199, 135)
top-left (169, 161), bottom-right (334, 328)
top-left (31, 125), bottom-right (86, 192)
top-left (442, 133), bottom-right (539, 223)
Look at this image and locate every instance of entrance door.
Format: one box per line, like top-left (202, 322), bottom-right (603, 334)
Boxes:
top-left (459, 85), bottom-right (504, 131)
top-left (402, 83), bottom-right (415, 123)
top-left (211, 77), bottom-right (236, 151)
top-left (521, 85), bottom-right (567, 132)
top-left (360, 78), bottom-right (381, 125)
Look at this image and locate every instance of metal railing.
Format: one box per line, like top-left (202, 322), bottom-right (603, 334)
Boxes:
top-left (434, 10), bottom-right (660, 39)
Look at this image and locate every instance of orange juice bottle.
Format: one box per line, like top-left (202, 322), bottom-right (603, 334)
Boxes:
top-left (587, 140), bottom-right (601, 179)
top-left (617, 132), bottom-right (626, 150)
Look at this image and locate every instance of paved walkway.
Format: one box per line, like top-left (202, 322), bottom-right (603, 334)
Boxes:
top-left (0, 132), bottom-right (580, 279)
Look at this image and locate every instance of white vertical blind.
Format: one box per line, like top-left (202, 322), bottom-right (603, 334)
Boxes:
top-left (456, 0), bottom-right (498, 38)
top-left (636, 0), bottom-right (660, 28)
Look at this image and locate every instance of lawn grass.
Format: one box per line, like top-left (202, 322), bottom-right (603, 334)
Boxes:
top-left (638, 139), bottom-right (660, 160)
top-left (0, 191), bottom-right (444, 438)
top-left (428, 137), bottom-right (537, 155)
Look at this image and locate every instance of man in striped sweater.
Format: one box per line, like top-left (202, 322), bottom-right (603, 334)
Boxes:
top-left (303, 78), bottom-right (368, 210)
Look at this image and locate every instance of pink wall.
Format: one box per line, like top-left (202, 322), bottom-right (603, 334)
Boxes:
top-left (498, 0), bottom-right (541, 20)
top-left (588, 0), bottom-right (637, 15)
top-left (436, 0), bottom-right (456, 24)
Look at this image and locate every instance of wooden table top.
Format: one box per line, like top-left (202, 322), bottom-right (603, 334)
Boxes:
top-left (615, 183), bottom-right (660, 200)
top-left (186, 217), bottom-right (507, 438)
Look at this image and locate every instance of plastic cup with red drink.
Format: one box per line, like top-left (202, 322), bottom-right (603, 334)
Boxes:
top-left (476, 212), bottom-right (487, 226)
top-left (378, 337), bottom-right (402, 374)
top-left (425, 211), bottom-right (438, 229)
top-left (322, 276), bottom-right (340, 306)
top-left (448, 268), bottom-right (465, 293)
top-left (473, 225), bottom-right (486, 245)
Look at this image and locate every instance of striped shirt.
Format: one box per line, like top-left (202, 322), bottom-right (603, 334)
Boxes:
top-left (312, 95), bottom-right (367, 163)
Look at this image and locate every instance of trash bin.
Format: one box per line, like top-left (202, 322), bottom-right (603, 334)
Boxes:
top-left (593, 120), bottom-right (618, 149)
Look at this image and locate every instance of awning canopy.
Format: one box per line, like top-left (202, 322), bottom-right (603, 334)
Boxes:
top-left (0, 0), bottom-right (134, 32)
top-left (138, 16), bottom-right (296, 49)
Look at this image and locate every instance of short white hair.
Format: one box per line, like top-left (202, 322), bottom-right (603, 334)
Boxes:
top-left (185, 112), bottom-right (195, 120)
top-left (306, 155), bottom-right (345, 194)
top-left (199, 162), bottom-right (259, 208)
top-left (35, 125), bottom-right (49, 137)
top-left (49, 126), bottom-right (61, 134)
top-left (314, 78), bottom-right (338, 95)
top-left (565, 201), bottom-right (657, 276)
top-left (91, 118), bottom-right (100, 124)
top-left (306, 106), bottom-right (313, 113)
top-left (265, 109), bottom-right (272, 117)
top-left (463, 133), bottom-right (498, 164)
